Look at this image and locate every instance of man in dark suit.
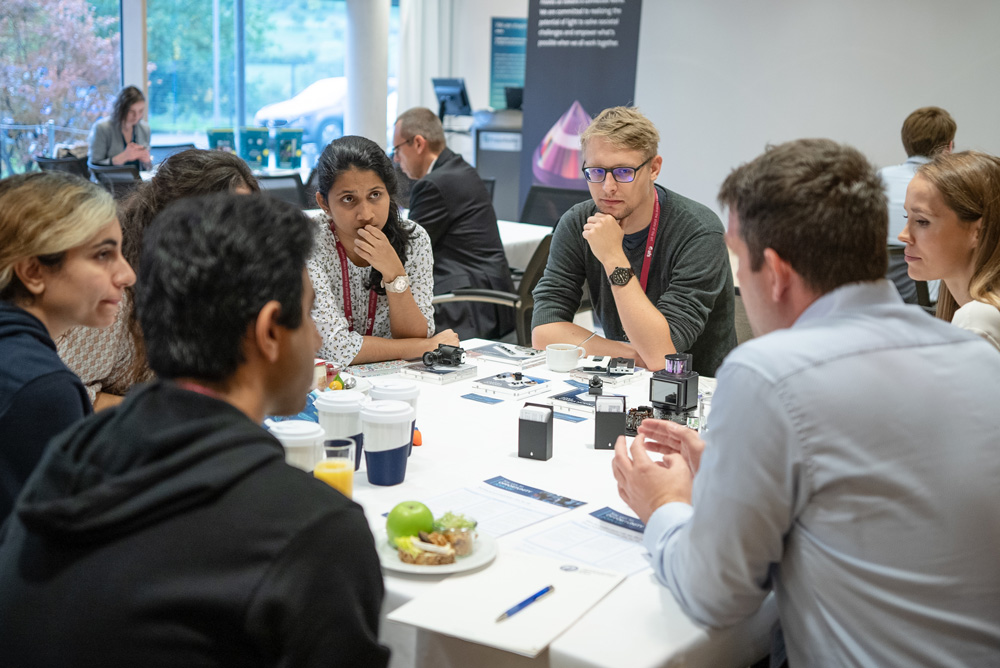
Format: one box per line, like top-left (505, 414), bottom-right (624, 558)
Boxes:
top-left (392, 107), bottom-right (514, 339)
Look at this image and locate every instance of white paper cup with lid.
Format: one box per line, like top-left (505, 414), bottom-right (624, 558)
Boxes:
top-left (314, 389), bottom-right (366, 470)
top-left (370, 379), bottom-right (419, 455)
top-left (267, 420), bottom-right (325, 472)
top-left (361, 399), bottom-right (415, 486)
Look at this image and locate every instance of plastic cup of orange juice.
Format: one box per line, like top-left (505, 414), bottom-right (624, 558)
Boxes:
top-left (314, 438), bottom-right (355, 498)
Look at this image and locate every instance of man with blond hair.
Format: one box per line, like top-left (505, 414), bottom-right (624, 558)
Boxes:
top-left (392, 107), bottom-right (514, 339)
top-left (531, 106), bottom-right (735, 375)
top-left (881, 106), bottom-right (956, 304)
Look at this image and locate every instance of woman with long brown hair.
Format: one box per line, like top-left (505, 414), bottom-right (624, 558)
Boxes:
top-left (899, 150), bottom-right (1000, 351)
top-left (88, 85), bottom-right (152, 169)
top-left (59, 149), bottom-right (259, 409)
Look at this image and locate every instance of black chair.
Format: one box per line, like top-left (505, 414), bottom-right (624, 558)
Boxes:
top-left (258, 173), bottom-right (308, 209)
top-left (89, 164), bottom-right (141, 199)
top-left (733, 287), bottom-right (754, 344)
top-left (433, 233), bottom-right (552, 347)
top-left (35, 155), bottom-right (90, 179)
top-left (887, 246), bottom-right (932, 309)
top-left (303, 167), bottom-right (320, 207)
top-left (149, 143), bottom-right (196, 164)
top-left (520, 185), bottom-right (592, 227)
top-left (481, 177), bottom-right (496, 202)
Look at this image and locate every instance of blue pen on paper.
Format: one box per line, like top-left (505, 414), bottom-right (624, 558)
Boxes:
top-left (495, 584), bottom-right (555, 622)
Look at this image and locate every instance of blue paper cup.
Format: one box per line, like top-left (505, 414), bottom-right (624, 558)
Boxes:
top-left (361, 400), bottom-right (415, 486)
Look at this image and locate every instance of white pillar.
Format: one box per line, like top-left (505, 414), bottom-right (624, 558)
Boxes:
top-left (345, 0), bottom-right (390, 146)
top-left (120, 1), bottom-right (147, 94)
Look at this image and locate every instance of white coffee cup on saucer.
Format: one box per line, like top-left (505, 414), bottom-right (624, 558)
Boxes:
top-left (546, 343), bottom-right (587, 372)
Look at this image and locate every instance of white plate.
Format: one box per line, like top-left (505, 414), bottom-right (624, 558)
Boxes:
top-left (377, 531), bottom-right (498, 575)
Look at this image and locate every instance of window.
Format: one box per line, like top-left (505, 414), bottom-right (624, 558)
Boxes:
top-left (146, 0), bottom-right (399, 166)
top-left (0, 0), bottom-right (121, 176)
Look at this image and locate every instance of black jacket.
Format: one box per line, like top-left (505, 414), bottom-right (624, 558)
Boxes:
top-left (0, 381), bottom-right (389, 668)
top-left (409, 147), bottom-right (515, 339)
top-left (0, 301), bottom-right (90, 521)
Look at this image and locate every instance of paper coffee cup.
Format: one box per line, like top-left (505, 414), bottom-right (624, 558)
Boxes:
top-left (370, 379), bottom-right (419, 455)
top-left (267, 420), bottom-right (325, 471)
top-left (314, 389), bottom-right (365, 470)
top-left (361, 400), bottom-right (414, 486)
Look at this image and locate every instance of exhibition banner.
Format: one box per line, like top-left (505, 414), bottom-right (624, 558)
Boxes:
top-left (518, 0), bottom-right (643, 215)
top-left (490, 18), bottom-right (528, 110)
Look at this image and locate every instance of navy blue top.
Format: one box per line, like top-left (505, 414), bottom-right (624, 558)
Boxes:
top-left (0, 301), bottom-right (90, 521)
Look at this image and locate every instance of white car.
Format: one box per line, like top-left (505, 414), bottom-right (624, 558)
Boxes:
top-left (253, 77), bottom-right (397, 147)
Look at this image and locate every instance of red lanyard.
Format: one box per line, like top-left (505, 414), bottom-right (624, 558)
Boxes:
top-left (176, 381), bottom-right (224, 400)
top-left (638, 194), bottom-right (661, 291)
top-left (331, 226), bottom-right (378, 336)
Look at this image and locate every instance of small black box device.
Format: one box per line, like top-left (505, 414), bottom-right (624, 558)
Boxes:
top-left (518, 402), bottom-right (553, 461)
top-left (649, 353), bottom-right (699, 424)
top-left (594, 395), bottom-right (626, 450)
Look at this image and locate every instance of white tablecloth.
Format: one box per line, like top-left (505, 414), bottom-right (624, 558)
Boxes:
top-left (345, 340), bottom-right (775, 668)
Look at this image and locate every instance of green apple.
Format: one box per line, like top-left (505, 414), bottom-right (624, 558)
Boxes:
top-left (386, 501), bottom-right (434, 546)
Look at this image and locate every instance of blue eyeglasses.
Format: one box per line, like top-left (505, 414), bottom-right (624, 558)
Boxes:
top-left (582, 157), bottom-right (652, 183)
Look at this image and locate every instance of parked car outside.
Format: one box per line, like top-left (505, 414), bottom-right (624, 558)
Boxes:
top-left (254, 77), bottom-right (397, 147)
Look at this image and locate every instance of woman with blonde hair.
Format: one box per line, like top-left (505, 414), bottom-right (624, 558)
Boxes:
top-left (899, 150), bottom-right (1000, 351)
top-left (0, 172), bottom-right (135, 519)
top-left (59, 149), bottom-right (259, 409)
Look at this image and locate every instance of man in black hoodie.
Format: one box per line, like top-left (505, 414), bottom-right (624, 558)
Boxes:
top-left (0, 194), bottom-right (390, 667)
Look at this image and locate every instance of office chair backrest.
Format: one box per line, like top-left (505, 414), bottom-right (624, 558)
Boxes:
top-left (258, 173), bottom-right (308, 209)
top-left (733, 287), bottom-right (754, 345)
top-left (481, 177), bottom-right (496, 202)
top-left (35, 156), bottom-right (90, 180)
top-left (89, 164), bottom-right (141, 199)
top-left (515, 233), bottom-right (553, 345)
top-left (520, 185), bottom-right (592, 228)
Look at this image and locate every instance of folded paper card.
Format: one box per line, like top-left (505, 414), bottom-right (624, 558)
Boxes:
top-left (387, 551), bottom-right (624, 657)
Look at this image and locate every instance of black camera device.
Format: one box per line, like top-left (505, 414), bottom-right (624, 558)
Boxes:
top-left (649, 353), bottom-right (699, 425)
top-left (422, 344), bottom-right (466, 367)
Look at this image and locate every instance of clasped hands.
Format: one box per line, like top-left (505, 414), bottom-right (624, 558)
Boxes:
top-left (611, 419), bottom-right (706, 524)
top-left (123, 142), bottom-right (150, 164)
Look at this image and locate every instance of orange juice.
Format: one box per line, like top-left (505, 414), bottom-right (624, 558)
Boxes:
top-left (314, 460), bottom-right (354, 498)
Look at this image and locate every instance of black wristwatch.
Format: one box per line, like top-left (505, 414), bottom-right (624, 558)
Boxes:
top-left (608, 266), bottom-right (634, 286)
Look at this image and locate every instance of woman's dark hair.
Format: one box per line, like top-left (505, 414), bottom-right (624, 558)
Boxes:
top-left (117, 149), bottom-right (259, 385)
top-left (119, 149), bottom-right (259, 270)
top-left (112, 86), bottom-right (145, 129)
top-left (315, 135), bottom-right (415, 294)
top-left (138, 194), bottom-right (313, 382)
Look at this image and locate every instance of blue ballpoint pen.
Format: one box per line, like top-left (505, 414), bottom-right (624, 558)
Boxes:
top-left (495, 585), bottom-right (555, 622)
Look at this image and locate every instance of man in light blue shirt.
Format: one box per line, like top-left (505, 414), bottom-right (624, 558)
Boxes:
top-left (880, 106), bottom-right (956, 304)
top-left (613, 139), bottom-right (1000, 667)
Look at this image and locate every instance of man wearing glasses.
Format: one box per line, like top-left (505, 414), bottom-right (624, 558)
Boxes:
top-left (531, 107), bottom-right (736, 375)
top-left (392, 107), bottom-right (515, 340)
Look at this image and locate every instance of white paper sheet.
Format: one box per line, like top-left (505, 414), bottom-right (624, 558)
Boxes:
top-left (510, 508), bottom-right (650, 576)
top-left (387, 552), bottom-right (625, 657)
top-left (420, 477), bottom-right (586, 537)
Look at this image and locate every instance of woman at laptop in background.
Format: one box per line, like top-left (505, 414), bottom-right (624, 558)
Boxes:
top-left (308, 135), bottom-right (458, 368)
top-left (88, 86), bottom-right (152, 170)
top-left (59, 149), bottom-right (259, 409)
top-left (0, 172), bottom-right (134, 520)
top-left (899, 150), bottom-right (1000, 351)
